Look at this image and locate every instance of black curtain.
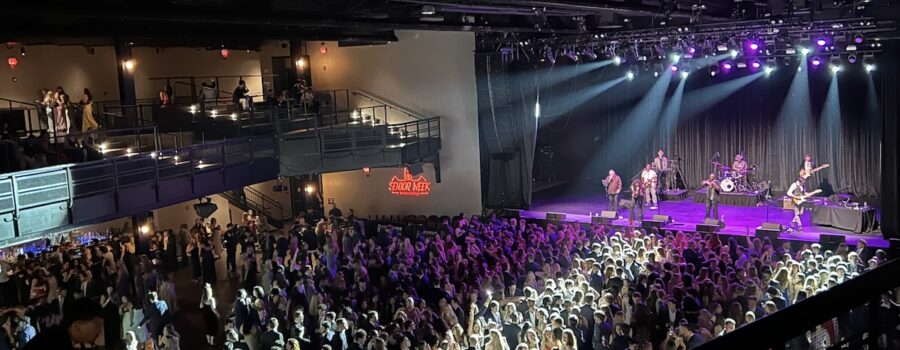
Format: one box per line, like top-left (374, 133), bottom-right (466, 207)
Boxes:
top-left (476, 52), bottom-right (538, 209)
top-left (529, 61), bottom-right (882, 198)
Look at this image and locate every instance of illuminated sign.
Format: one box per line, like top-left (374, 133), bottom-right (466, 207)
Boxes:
top-left (388, 168), bottom-right (431, 196)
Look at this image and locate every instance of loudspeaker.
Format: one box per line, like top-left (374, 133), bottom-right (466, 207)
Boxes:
top-left (697, 218), bottom-right (723, 233)
top-left (704, 218), bottom-right (724, 227)
top-left (593, 211), bottom-right (618, 225)
top-left (407, 163), bottom-right (425, 175)
top-left (652, 215), bottom-right (672, 223)
top-left (755, 227), bottom-right (781, 242)
top-left (761, 222), bottom-right (783, 231)
top-left (546, 212), bottom-right (567, 221)
top-left (193, 199), bottom-right (219, 219)
top-left (642, 220), bottom-right (665, 230)
top-left (820, 234), bottom-right (846, 247)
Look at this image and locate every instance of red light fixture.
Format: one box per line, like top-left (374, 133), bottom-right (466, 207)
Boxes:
top-left (319, 43), bottom-right (328, 54)
top-left (363, 167), bottom-right (371, 177)
top-left (7, 57), bottom-right (18, 70)
top-left (220, 48), bottom-right (230, 60)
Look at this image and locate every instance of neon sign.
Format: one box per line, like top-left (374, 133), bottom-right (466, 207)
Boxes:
top-left (388, 168), bottom-right (431, 196)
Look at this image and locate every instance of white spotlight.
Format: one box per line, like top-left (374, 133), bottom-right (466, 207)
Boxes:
top-left (671, 54), bottom-right (681, 63)
top-left (865, 64), bottom-right (875, 72)
top-left (534, 101), bottom-right (541, 118)
top-left (730, 50), bottom-right (738, 58)
top-left (680, 71), bottom-right (688, 79)
top-left (831, 65), bottom-right (841, 73)
top-left (765, 66), bottom-right (775, 75)
top-left (626, 71), bottom-right (635, 80)
top-left (613, 56), bottom-right (622, 65)
top-left (800, 47), bottom-right (810, 55)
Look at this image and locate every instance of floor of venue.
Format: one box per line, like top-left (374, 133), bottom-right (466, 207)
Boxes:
top-left (522, 184), bottom-right (888, 248)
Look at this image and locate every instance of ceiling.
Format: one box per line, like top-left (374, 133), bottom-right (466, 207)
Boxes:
top-left (1, 0), bottom-right (898, 48)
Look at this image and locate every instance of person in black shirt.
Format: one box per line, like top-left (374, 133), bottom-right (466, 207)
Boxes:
top-left (224, 224), bottom-right (239, 275)
top-left (23, 298), bottom-right (104, 350)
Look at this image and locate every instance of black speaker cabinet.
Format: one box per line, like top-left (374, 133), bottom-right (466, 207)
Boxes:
top-left (546, 212), bottom-right (567, 222)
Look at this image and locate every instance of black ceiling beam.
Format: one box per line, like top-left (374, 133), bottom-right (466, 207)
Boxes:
top-left (2, 3), bottom-right (588, 35)
top-left (391, 0), bottom-right (730, 21)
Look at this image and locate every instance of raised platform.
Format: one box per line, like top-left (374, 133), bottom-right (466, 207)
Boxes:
top-left (662, 189), bottom-right (690, 201)
top-left (526, 188), bottom-right (887, 248)
top-left (693, 188), bottom-right (760, 206)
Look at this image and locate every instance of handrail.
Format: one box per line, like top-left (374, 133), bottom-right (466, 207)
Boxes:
top-left (352, 90), bottom-right (425, 120)
top-left (244, 186), bottom-right (287, 221)
top-left (0, 97), bottom-right (39, 108)
top-left (698, 257), bottom-right (900, 349)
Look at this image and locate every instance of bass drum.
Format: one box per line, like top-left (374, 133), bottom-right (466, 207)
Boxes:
top-left (720, 178), bottom-right (736, 193)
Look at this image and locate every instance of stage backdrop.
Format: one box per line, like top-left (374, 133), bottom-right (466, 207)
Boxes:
top-left (487, 57), bottom-right (884, 203)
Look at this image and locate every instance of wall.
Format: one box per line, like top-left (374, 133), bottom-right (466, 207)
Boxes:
top-left (313, 30), bottom-right (482, 217)
top-left (0, 45), bottom-right (120, 103)
top-left (132, 47), bottom-right (263, 101)
top-left (0, 45), bottom-right (265, 105)
top-left (152, 194), bottom-right (245, 232)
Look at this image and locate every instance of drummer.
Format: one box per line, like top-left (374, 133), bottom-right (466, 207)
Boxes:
top-left (732, 154), bottom-right (748, 174)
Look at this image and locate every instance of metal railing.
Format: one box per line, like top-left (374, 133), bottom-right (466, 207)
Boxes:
top-left (352, 90), bottom-right (425, 120)
top-left (221, 186), bottom-right (289, 226)
top-left (698, 255), bottom-right (900, 350)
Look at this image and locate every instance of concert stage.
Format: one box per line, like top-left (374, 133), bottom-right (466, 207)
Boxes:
top-left (522, 188), bottom-right (888, 248)
top-left (693, 188), bottom-right (760, 206)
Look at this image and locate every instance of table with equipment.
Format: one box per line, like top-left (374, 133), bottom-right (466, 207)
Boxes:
top-left (810, 205), bottom-right (877, 233)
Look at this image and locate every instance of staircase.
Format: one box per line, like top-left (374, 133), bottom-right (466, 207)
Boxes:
top-left (220, 186), bottom-right (291, 229)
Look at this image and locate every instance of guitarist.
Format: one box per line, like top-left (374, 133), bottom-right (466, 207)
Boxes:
top-left (641, 163), bottom-right (659, 209)
top-left (799, 154), bottom-right (830, 187)
top-left (787, 177), bottom-right (819, 231)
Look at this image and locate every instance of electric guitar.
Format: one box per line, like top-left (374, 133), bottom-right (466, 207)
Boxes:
top-left (790, 189), bottom-right (823, 206)
top-left (799, 164), bottom-right (830, 179)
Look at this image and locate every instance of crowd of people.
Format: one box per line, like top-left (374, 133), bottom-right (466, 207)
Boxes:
top-left (0, 204), bottom-right (892, 350)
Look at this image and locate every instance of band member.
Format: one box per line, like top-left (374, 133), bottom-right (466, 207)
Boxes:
top-left (801, 154), bottom-right (815, 175)
top-left (629, 179), bottom-right (644, 225)
top-left (640, 164), bottom-right (659, 209)
top-left (732, 154), bottom-right (748, 173)
top-left (603, 169), bottom-right (622, 212)
top-left (653, 149), bottom-right (669, 171)
top-left (702, 173), bottom-right (721, 220)
top-left (653, 150), bottom-right (670, 191)
top-left (787, 177), bottom-right (807, 230)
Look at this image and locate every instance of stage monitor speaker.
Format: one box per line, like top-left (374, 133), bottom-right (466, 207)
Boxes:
top-left (761, 222), bottom-right (783, 231)
top-left (697, 218), bottom-right (723, 233)
top-left (820, 234), bottom-right (846, 247)
top-left (756, 227), bottom-right (781, 242)
top-left (592, 211), bottom-right (618, 225)
top-left (641, 220), bottom-right (665, 230)
top-left (653, 215), bottom-right (672, 223)
top-left (546, 212), bottom-right (567, 222)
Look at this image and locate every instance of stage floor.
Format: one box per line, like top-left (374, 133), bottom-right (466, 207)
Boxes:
top-left (524, 187), bottom-right (888, 248)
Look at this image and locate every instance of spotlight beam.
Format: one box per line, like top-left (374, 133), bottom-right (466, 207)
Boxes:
top-left (659, 77), bottom-right (687, 146)
top-left (680, 72), bottom-right (765, 121)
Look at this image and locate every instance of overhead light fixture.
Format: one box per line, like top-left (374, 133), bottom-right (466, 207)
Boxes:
top-left (800, 47), bottom-right (810, 55)
top-left (626, 71), bottom-right (635, 80)
top-left (613, 56), bottom-right (622, 65)
top-left (847, 54), bottom-right (858, 64)
top-left (765, 65), bottom-right (775, 75)
top-left (421, 5), bottom-right (436, 15)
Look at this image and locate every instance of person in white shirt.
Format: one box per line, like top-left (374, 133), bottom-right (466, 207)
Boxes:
top-left (787, 177), bottom-right (807, 230)
top-left (640, 164), bottom-right (659, 209)
top-left (653, 150), bottom-right (670, 191)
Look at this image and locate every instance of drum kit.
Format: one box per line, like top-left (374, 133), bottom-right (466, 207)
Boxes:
top-left (711, 161), bottom-right (768, 193)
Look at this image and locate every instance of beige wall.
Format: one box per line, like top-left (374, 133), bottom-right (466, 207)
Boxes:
top-left (313, 30), bottom-right (482, 218)
top-left (0, 45), bottom-right (120, 103)
top-left (132, 47), bottom-right (263, 101)
top-left (152, 194), bottom-right (245, 232)
top-left (0, 45), bottom-right (265, 105)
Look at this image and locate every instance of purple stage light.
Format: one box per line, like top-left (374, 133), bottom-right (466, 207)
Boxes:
top-left (816, 38), bottom-right (827, 46)
top-left (670, 65), bottom-right (678, 72)
top-left (854, 34), bottom-right (864, 44)
top-left (752, 61), bottom-right (761, 69)
top-left (723, 62), bottom-right (733, 70)
top-left (688, 47), bottom-right (696, 54)
top-left (811, 56), bottom-right (822, 66)
top-left (750, 43), bottom-right (759, 50)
